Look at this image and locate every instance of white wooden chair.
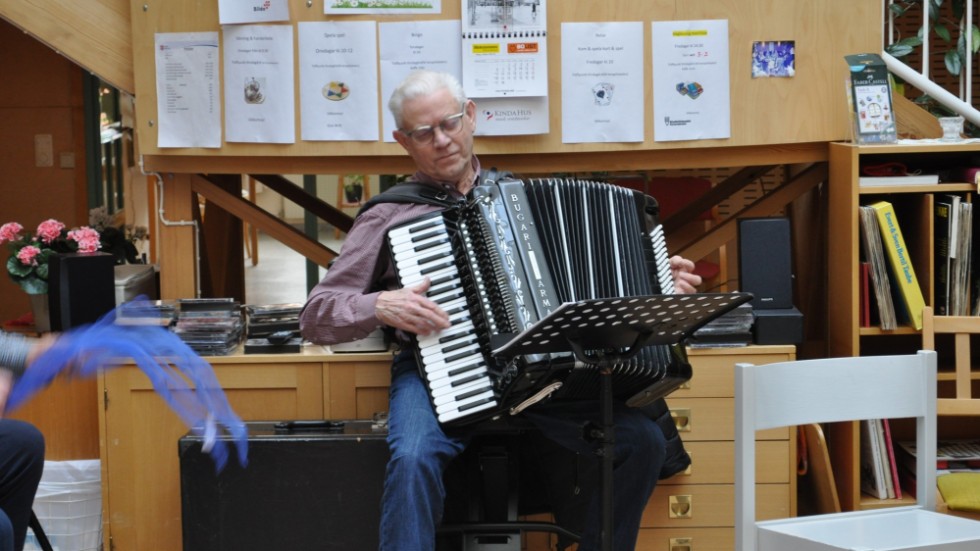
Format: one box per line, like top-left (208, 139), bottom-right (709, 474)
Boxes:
top-left (735, 350), bottom-right (980, 551)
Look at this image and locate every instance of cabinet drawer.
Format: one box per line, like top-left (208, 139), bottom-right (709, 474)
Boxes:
top-left (668, 398), bottom-right (788, 441)
top-left (677, 349), bottom-right (795, 398)
top-left (635, 527), bottom-right (734, 551)
top-left (643, 483), bottom-right (790, 528)
top-left (661, 440), bottom-right (790, 485)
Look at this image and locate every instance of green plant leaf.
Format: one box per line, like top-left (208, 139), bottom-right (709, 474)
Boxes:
top-left (887, 43), bottom-right (916, 57)
top-left (7, 256), bottom-right (31, 277)
top-left (935, 23), bottom-right (952, 43)
top-left (972, 25), bottom-right (980, 53)
top-left (945, 49), bottom-right (962, 75)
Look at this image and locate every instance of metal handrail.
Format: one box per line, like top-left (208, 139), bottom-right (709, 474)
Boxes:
top-left (884, 0), bottom-right (980, 128)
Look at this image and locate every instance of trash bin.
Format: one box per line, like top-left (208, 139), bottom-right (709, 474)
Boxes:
top-left (24, 460), bottom-right (102, 551)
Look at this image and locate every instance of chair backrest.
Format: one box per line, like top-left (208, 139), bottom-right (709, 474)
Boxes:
top-left (922, 306), bottom-right (980, 415)
top-left (734, 350), bottom-right (937, 551)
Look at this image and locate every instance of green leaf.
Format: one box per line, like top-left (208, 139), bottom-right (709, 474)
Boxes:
top-left (945, 49), bottom-right (962, 75)
top-left (6, 256), bottom-right (31, 277)
top-left (935, 23), bottom-right (952, 43)
top-left (887, 44), bottom-right (915, 57)
top-left (972, 25), bottom-right (980, 53)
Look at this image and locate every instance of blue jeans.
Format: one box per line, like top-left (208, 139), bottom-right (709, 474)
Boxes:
top-left (379, 351), bottom-right (666, 551)
top-left (0, 420), bottom-right (45, 551)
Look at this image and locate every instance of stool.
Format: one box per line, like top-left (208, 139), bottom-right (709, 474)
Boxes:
top-left (437, 420), bottom-right (585, 551)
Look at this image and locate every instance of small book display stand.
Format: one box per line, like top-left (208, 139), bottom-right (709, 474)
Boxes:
top-left (494, 292), bottom-right (753, 551)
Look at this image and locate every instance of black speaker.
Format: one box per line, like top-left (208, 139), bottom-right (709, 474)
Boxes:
top-left (48, 252), bottom-right (116, 331)
top-left (179, 420), bottom-right (389, 551)
top-left (738, 217), bottom-right (794, 309)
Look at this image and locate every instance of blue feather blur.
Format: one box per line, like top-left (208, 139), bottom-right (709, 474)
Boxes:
top-left (4, 301), bottom-right (248, 471)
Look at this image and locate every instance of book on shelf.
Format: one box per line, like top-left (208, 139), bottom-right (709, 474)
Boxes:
top-left (859, 261), bottom-right (872, 327)
top-left (858, 205), bottom-right (897, 330)
top-left (869, 201), bottom-right (926, 330)
top-left (950, 201), bottom-right (973, 315)
top-left (897, 439), bottom-right (980, 476)
top-left (858, 174), bottom-right (939, 187)
top-left (881, 418), bottom-right (903, 499)
top-left (935, 197), bottom-right (954, 316)
top-left (860, 419), bottom-right (888, 499)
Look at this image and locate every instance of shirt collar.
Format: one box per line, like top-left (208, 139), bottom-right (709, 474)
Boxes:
top-left (411, 156), bottom-right (482, 198)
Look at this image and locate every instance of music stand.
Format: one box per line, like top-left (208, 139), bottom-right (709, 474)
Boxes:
top-left (493, 292), bottom-right (753, 551)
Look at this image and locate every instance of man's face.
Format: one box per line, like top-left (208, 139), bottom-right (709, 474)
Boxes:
top-left (394, 88), bottom-right (476, 184)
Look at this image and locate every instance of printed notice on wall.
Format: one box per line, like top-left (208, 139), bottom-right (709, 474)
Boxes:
top-left (561, 22), bottom-right (643, 143)
top-left (218, 0), bottom-right (290, 25)
top-left (379, 20), bottom-right (462, 142)
top-left (651, 20), bottom-right (731, 142)
top-left (154, 32), bottom-right (221, 148)
top-left (298, 21), bottom-right (379, 141)
top-left (325, 0), bottom-right (441, 15)
top-left (223, 24), bottom-right (296, 143)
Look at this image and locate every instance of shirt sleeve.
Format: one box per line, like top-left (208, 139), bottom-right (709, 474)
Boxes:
top-left (299, 206), bottom-right (394, 345)
top-left (0, 330), bottom-right (34, 379)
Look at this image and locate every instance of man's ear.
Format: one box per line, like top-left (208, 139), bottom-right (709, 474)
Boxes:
top-left (393, 130), bottom-right (410, 151)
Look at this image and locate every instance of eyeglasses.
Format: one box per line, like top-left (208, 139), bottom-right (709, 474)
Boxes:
top-left (402, 111), bottom-right (466, 144)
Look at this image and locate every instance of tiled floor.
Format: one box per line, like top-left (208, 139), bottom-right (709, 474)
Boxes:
top-left (243, 229), bottom-right (339, 306)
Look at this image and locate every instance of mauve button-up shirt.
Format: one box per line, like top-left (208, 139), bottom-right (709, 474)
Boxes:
top-left (300, 161), bottom-right (480, 345)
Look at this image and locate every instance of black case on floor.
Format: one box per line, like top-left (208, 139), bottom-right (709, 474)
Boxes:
top-left (179, 420), bottom-right (389, 551)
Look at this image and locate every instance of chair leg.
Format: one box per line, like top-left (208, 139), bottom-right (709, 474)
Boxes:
top-left (29, 511), bottom-right (54, 551)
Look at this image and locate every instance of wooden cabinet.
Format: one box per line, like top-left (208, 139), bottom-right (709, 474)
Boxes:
top-left (636, 346), bottom-right (796, 551)
top-left (98, 346), bottom-right (795, 551)
top-left (97, 350), bottom-right (394, 551)
top-left (827, 142), bottom-right (980, 512)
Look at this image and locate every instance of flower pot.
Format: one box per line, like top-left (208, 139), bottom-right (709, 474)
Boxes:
top-left (29, 293), bottom-right (51, 333)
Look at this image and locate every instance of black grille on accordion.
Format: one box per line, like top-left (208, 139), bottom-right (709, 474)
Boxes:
top-left (386, 177), bottom-right (692, 426)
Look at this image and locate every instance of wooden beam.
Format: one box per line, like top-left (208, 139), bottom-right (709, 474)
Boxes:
top-left (663, 165), bottom-right (776, 234)
top-left (141, 142), bottom-right (830, 176)
top-left (192, 175), bottom-right (338, 268)
top-left (675, 163), bottom-right (829, 262)
top-left (252, 174), bottom-right (354, 233)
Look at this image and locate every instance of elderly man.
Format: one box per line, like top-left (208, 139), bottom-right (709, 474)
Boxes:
top-left (301, 69), bottom-right (701, 551)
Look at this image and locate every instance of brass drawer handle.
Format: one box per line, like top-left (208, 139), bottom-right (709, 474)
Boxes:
top-left (669, 494), bottom-right (693, 518)
top-left (669, 537), bottom-right (693, 551)
top-left (670, 408), bottom-right (691, 432)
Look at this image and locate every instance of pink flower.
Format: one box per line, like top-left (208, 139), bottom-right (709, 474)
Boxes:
top-left (36, 219), bottom-right (66, 244)
top-left (0, 222), bottom-right (23, 244)
top-left (16, 245), bottom-right (41, 266)
top-left (67, 226), bottom-right (101, 253)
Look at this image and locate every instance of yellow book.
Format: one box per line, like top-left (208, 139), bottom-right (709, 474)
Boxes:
top-left (869, 201), bottom-right (925, 330)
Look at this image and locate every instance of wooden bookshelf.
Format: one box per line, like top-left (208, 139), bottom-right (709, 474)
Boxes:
top-left (828, 141), bottom-right (980, 511)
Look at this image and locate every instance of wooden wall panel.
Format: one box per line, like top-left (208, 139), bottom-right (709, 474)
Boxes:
top-left (131, 0), bottom-right (882, 173)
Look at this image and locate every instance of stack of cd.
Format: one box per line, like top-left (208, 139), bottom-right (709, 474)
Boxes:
top-left (116, 299), bottom-right (177, 327)
top-left (243, 303), bottom-right (303, 354)
top-left (687, 303), bottom-right (754, 348)
top-left (173, 298), bottom-right (244, 356)
top-left (244, 303), bottom-right (302, 338)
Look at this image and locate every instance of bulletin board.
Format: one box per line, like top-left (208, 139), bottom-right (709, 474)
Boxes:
top-left (131, 0), bottom-right (883, 174)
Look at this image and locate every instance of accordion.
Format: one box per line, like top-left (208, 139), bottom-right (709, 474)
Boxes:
top-left (387, 176), bottom-right (694, 427)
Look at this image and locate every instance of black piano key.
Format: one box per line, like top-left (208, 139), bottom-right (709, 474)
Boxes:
top-left (415, 237), bottom-right (450, 252)
top-left (421, 260), bottom-right (456, 275)
top-left (455, 385), bottom-right (493, 401)
top-left (442, 337), bottom-right (479, 353)
top-left (450, 373), bottom-right (482, 387)
top-left (459, 397), bottom-right (495, 412)
top-left (448, 362), bottom-right (484, 377)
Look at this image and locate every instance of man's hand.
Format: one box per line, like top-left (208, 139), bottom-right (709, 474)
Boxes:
top-left (670, 255), bottom-right (702, 294)
top-left (376, 278), bottom-right (451, 336)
